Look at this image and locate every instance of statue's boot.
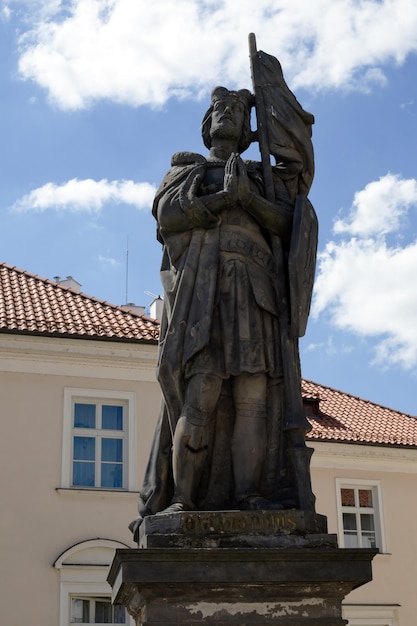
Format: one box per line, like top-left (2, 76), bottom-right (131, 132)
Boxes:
top-left (159, 416), bottom-right (209, 514)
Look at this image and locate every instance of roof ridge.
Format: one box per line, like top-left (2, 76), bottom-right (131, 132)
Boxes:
top-left (302, 377), bottom-right (416, 420)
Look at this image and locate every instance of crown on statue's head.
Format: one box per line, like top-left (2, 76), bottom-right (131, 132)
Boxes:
top-left (210, 86), bottom-right (253, 110)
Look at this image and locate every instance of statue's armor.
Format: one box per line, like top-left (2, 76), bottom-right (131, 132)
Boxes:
top-left (184, 163), bottom-right (283, 380)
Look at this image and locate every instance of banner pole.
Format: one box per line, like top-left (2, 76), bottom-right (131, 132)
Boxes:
top-left (248, 33), bottom-right (275, 203)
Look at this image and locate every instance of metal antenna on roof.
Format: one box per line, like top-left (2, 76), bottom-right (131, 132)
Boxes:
top-left (145, 290), bottom-right (159, 299)
top-left (125, 235), bottom-right (129, 305)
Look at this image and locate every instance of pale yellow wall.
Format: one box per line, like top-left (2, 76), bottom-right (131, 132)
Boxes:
top-left (2, 334), bottom-right (416, 626)
top-left (0, 336), bottom-right (161, 626)
top-left (311, 444), bottom-right (417, 626)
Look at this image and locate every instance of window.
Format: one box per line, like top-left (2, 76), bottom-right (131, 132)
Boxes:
top-left (345, 622), bottom-right (392, 626)
top-left (62, 389), bottom-right (137, 491)
top-left (336, 479), bottom-right (386, 551)
top-left (342, 603), bottom-right (397, 625)
top-left (70, 596), bottom-right (126, 624)
top-left (72, 401), bottom-right (125, 489)
top-left (54, 539), bottom-right (134, 626)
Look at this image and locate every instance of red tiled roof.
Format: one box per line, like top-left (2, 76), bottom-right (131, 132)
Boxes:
top-left (303, 379), bottom-right (417, 448)
top-left (0, 263), bottom-right (159, 342)
top-left (2, 263), bottom-right (415, 448)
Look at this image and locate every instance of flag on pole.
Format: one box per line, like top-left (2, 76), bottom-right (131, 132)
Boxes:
top-left (249, 34), bottom-right (317, 337)
top-left (249, 35), bottom-right (315, 197)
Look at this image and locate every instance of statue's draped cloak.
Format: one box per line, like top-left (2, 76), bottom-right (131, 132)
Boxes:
top-left (137, 154), bottom-right (312, 519)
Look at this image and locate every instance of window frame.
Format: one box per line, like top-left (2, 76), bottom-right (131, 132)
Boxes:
top-left (69, 594), bottom-right (126, 624)
top-left (54, 539), bottom-right (134, 626)
top-left (345, 621), bottom-right (393, 626)
top-left (342, 603), bottom-right (398, 626)
top-left (335, 478), bottom-right (387, 552)
top-left (62, 389), bottom-right (137, 492)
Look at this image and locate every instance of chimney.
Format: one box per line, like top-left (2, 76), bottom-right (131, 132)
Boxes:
top-left (150, 296), bottom-right (163, 320)
top-left (54, 275), bottom-right (81, 292)
top-left (302, 395), bottom-right (321, 417)
top-left (121, 303), bottom-right (146, 316)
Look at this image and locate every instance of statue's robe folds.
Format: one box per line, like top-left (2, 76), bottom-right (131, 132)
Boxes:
top-left (136, 152), bottom-right (314, 522)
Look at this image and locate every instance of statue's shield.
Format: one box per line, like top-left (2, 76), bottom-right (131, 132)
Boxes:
top-left (288, 195), bottom-right (318, 338)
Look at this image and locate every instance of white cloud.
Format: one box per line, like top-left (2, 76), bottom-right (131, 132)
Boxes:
top-left (304, 336), bottom-right (355, 357)
top-left (1, 5), bottom-right (11, 21)
top-left (12, 0), bottom-right (417, 110)
top-left (3, 0), bottom-right (62, 21)
top-left (11, 178), bottom-right (157, 212)
top-left (400, 100), bottom-right (415, 112)
top-left (313, 174), bottom-right (417, 370)
top-left (334, 174), bottom-right (417, 237)
top-left (98, 254), bottom-right (121, 267)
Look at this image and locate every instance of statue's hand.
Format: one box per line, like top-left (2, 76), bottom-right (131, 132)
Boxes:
top-left (180, 165), bottom-right (219, 228)
top-left (236, 156), bottom-right (251, 204)
top-left (223, 153), bottom-right (239, 205)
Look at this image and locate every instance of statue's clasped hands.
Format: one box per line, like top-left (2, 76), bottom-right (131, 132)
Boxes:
top-left (224, 152), bottom-right (251, 206)
top-left (180, 154), bottom-right (252, 229)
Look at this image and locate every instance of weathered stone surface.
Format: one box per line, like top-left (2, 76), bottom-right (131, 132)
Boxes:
top-left (108, 546), bottom-right (377, 625)
top-left (139, 509), bottom-right (333, 549)
top-left (131, 35), bottom-right (318, 529)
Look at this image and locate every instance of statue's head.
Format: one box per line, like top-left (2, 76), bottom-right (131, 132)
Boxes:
top-left (202, 86), bottom-right (253, 154)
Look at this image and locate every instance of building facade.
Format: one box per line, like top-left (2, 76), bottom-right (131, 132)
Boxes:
top-left (304, 379), bottom-right (417, 626)
top-left (1, 263), bottom-right (416, 626)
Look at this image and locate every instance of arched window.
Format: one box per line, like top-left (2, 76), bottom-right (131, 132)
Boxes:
top-left (54, 539), bottom-right (132, 626)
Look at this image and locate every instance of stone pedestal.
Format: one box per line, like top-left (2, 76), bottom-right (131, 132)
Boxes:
top-left (108, 511), bottom-right (376, 625)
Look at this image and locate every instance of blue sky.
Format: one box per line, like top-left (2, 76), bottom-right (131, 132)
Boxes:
top-left (1, 0), bottom-right (417, 416)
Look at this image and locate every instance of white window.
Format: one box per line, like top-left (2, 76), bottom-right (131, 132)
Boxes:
top-left (336, 479), bottom-right (386, 551)
top-left (62, 389), bottom-right (137, 491)
top-left (54, 539), bottom-right (134, 626)
top-left (70, 596), bottom-right (126, 624)
top-left (343, 603), bottom-right (397, 625)
top-left (345, 622), bottom-right (392, 626)
top-left (72, 400), bottom-right (125, 489)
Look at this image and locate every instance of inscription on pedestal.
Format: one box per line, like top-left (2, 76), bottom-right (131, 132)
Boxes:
top-left (138, 510), bottom-right (332, 549)
top-left (181, 510), bottom-right (299, 534)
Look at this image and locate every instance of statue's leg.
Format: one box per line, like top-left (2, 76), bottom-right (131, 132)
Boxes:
top-left (231, 372), bottom-right (271, 508)
top-left (167, 373), bottom-right (223, 513)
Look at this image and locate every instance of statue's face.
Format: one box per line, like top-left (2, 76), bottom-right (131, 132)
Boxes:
top-left (210, 97), bottom-right (245, 143)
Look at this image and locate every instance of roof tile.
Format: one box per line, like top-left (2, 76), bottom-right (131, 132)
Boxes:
top-left (2, 263), bottom-right (416, 448)
top-left (0, 263), bottom-right (159, 342)
top-left (303, 379), bottom-right (417, 448)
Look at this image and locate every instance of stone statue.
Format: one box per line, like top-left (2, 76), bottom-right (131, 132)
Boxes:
top-left (130, 36), bottom-right (318, 537)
